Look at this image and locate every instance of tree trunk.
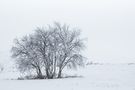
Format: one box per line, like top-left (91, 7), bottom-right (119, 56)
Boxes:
top-left (52, 56), bottom-right (56, 78)
top-left (58, 69), bottom-right (62, 78)
top-left (38, 70), bottom-right (43, 79)
top-left (36, 67), bottom-right (43, 79)
top-left (45, 68), bottom-right (53, 79)
top-left (46, 68), bottom-right (49, 79)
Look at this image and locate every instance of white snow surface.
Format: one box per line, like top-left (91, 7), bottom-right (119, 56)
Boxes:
top-left (0, 63), bottom-right (135, 90)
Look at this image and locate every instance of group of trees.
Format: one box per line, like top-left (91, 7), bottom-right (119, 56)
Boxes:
top-left (11, 22), bottom-right (85, 79)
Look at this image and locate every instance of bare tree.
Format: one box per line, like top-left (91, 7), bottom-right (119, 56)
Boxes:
top-left (33, 29), bottom-right (56, 79)
top-left (52, 23), bottom-right (85, 78)
top-left (0, 64), bottom-right (4, 73)
top-left (11, 22), bottom-right (85, 79)
top-left (11, 35), bottom-right (44, 79)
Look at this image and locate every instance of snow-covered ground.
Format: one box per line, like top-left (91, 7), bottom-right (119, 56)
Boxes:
top-left (0, 63), bottom-right (135, 90)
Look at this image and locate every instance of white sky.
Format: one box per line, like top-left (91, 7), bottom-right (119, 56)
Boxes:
top-left (0, 0), bottom-right (135, 64)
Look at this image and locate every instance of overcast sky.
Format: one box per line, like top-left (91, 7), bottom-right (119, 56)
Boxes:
top-left (0, 0), bottom-right (135, 65)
